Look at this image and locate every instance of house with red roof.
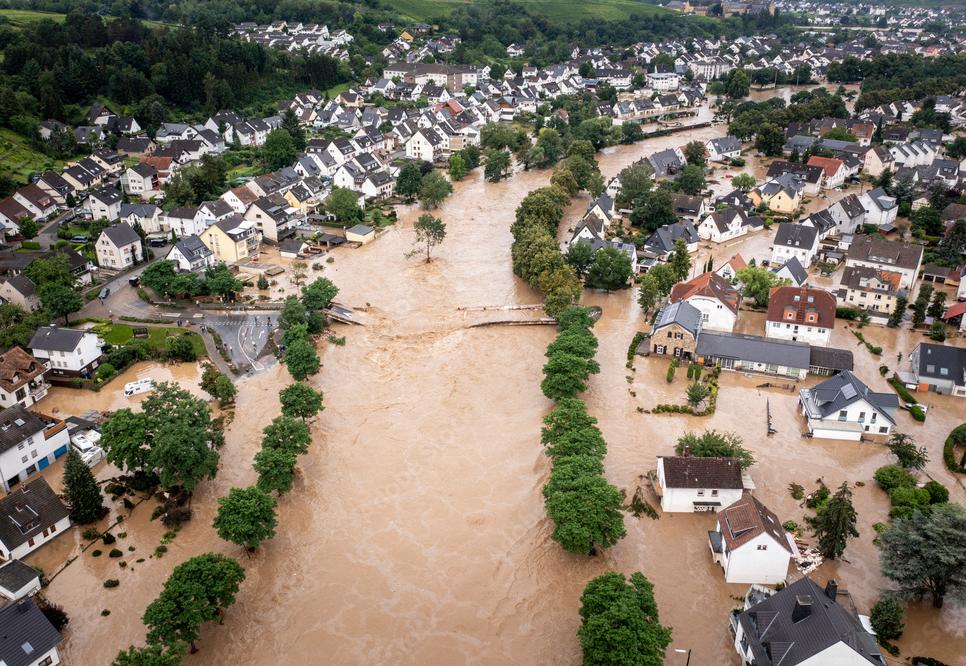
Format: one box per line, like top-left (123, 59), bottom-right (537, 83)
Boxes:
top-left (670, 272), bottom-right (742, 332)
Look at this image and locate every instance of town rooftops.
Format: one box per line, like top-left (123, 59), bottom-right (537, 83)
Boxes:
top-left (0, 559), bottom-right (40, 597)
top-left (774, 223), bottom-right (818, 249)
top-left (660, 456), bottom-right (744, 489)
top-left (737, 576), bottom-right (885, 666)
top-left (0, 348), bottom-right (46, 394)
top-left (847, 236), bottom-right (923, 271)
top-left (913, 343), bottom-right (966, 384)
top-left (717, 495), bottom-right (794, 554)
top-left (670, 272), bottom-right (741, 313)
top-left (173, 235), bottom-right (213, 260)
top-left (801, 370), bottom-right (898, 424)
top-left (0, 597), bottom-right (63, 666)
top-left (0, 477), bottom-right (69, 553)
top-left (0, 405), bottom-right (46, 455)
top-left (653, 301), bottom-right (703, 337)
top-left (697, 332), bottom-right (812, 370)
top-left (28, 326), bottom-right (87, 353)
top-left (806, 155), bottom-right (845, 178)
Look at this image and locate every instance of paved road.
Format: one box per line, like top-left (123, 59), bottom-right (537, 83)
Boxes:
top-left (203, 312), bottom-right (278, 371)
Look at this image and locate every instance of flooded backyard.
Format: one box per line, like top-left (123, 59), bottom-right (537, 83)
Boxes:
top-left (36, 126), bottom-right (966, 665)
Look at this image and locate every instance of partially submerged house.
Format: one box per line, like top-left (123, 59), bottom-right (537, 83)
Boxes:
top-left (799, 371), bottom-right (898, 440)
top-left (709, 495), bottom-right (798, 584)
top-left (654, 455), bottom-right (750, 513)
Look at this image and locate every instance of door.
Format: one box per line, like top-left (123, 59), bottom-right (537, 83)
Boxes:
top-left (54, 445), bottom-right (68, 458)
top-left (37, 457), bottom-right (50, 471)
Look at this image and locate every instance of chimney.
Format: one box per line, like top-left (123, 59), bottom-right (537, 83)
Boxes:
top-left (792, 595), bottom-right (812, 623)
top-left (824, 579), bottom-right (838, 601)
top-left (683, 446), bottom-right (690, 457)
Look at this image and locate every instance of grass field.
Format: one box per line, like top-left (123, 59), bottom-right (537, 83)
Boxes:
top-left (97, 323), bottom-right (207, 357)
top-left (390, 0), bottom-right (668, 22)
top-left (0, 8), bottom-right (66, 26)
top-left (0, 128), bottom-right (63, 184)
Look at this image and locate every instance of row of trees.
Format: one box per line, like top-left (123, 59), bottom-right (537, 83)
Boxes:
top-left (637, 238), bottom-right (691, 314)
top-left (278, 276), bottom-right (339, 381)
top-left (141, 260), bottom-right (243, 300)
top-left (541, 308), bottom-right (625, 556)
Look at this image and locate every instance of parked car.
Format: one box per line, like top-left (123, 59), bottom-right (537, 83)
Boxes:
top-left (70, 235), bottom-right (89, 243)
top-left (98, 287), bottom-right (110, 299)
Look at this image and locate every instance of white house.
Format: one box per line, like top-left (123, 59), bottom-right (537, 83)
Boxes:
top-left (0, 407), bottom-right (70, 493)
top-left (698, 208), bottom-right (763, 243)
top-left (706, 135), bottom-right (742, 162)
top-left (858, 187), bottom-right (898, 228)
top-left (165, 207), bottom-right (206, 238)
top-left (799, 370), bottom-right (899, 440)
top-left (405, 127), bottom-right (446, 162)
top-left (119, 203), bottom-right (162, 235)
top-left (0, 559), bottom-right (42, 602)
top-left (766, 286), bottom-right (836, 347)
top-left (166, 235), bottom-right (215, 272)
top-left (0, 596), bottom-right (65, 666)
top-left (771, 223), bottom-right (819, 267)
top-left (669, 272), bottom-right (742, 333)
top-left (654, 456), bottom-right (748, 513)
top-left (120, 163), bottom-right (160, 200)
top-left (646, 71), bottom-right (681, 91)
top-left (28, 327), bottom-right (103, 379)
top-left (85, 186), bottom-right (122, 222)
top-left (95, 223), bottom-right (143, 269)
top-left (709, 495), bottom-right (798, 585)
top-left (734, 577), bottom-right (886, 666)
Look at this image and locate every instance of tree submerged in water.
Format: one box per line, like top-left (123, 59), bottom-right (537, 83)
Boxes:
top-left (407, 213), bottom-right (447, 263)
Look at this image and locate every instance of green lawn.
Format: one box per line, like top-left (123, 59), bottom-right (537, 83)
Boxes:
top-left (97, 323), bottom-right (207, 357)
top-left (0, 9), bottom-right (66, 26)
top-left (390, 0), bottom-right (668, 22)
top-left (0, 128), bottom-right (63, 185)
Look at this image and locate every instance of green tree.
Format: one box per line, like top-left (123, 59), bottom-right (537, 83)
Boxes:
top-left (615, 164), bottom-right (653, 209)
top-left (212, 375), bottom-right (236, 406)
top-left (755, 123), bottom-right (785, 156)
top-left (62, 447), bottom-right (103, 523)
top-left (278, 295), bottom-right (308, 331)
top-left (541, 352), bottom-right (599, 401)
top-left (813, 482), bottom-right (859, 560)
top-left (18, 218), bottom-right (38, 239)
top-left (100, 383), bottom-right (221, 491)
top-left (484, 149), bottom-right (511, 182)
top-left (143, 553), bottom-right (246, 653)
top-left (869, 595), bottom-right (905, 641)
top-left (544, 472), bottom-right (625, 554)
top-left (261, 415), bottom-right (312, 456)
top-left (448, 152), bottom-right (467, 181)
top-left (25, 254), bottom-right (73, 286)
top-left (675, 430), bottom-right (754, 468)
top-left (629, 189), bottom-right (676, 232)
top-left (546, 330), bottom-right (598, 361)
top-left (279, 382), bottom-right (324, 420)
top-left (578, 572), bottom-right (672, 666)
top-left (888, 432), bottom-right (928, 470)
top-left (683, 140), bottom-right (706, 167)
top-left (213, 486), bottom-right (278, 551)
top-left (410, 213), bottom-right (446, 262)
top-left (686, 381), bottom-right (709, 406)
top-left (637, 276), bottom-right (660, 314)
top-left (325, 187), bottom-right (362, 224)
top-left (253, 446), bottom-right (298, 495)
top-left (732, 173), bottom-right (756, 191)
top-left (565, 242), bottom-right (596, 278)
top-left (396, 162), bottom-right (423, 201)
top-left (586, 247), bottom-right (632, 291)
top-left (927, 290), bottom-right (947, 319)
top-left (417, 171), bottom-right (453, 209)
top-left (112, 645), bottom-right (182, 666)
top-left (261, 129), bottom-right (296, 170)
top-left (164, 335), bottom-right (196, 362)
top-left (726, 69), bottom-right (750, 99)
top-left (888, 295), bottom-right (907, 327)
top-left (880, 503), bottom-right (966, 608)
top-left (280, 109), bottom-right (306, 150)
top-left (301, 277), bottom-right (339, 311)
top-left (669, 237), bottom-right (691, 281)
top-left (736, 266), bottom-right (786, 306)
top-left (204, 263), bottom-right (242, 299)
top-left (676, 165), bottom-right (706, 196)
top-left (38, 282), bottom-right (82, 324)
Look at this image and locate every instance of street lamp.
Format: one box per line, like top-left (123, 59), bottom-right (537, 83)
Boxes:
top-left (674, 648), bottom-right (692, 665)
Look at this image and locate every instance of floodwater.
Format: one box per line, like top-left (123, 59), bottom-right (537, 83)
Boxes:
top-left (40, 124), bottom-right (966, 665)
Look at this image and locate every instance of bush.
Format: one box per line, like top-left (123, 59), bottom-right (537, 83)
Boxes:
top-left (942, 424), bottom-right (966, 473)
top-left (103, 579), bottom-right (120, 588)
top-left (666, 360), bottom-right (677, 383)
top-left (873, 465), bottom-right (916, 492)
top-left (101, 609), bottom-right (111, 616)
top-left (782, 520), bottom-right (798, 533)
top-left (924, 480), bottom-right (949, 504)
top-left (82, 528), bottom-right (101, 541)
top-left (38, 601), bottom-right (69, 631)
top-left (101, 532), bottom-right (116, 545)
top-left (879, 365), bottom-right (889, 376)
top-left (789, 483), bottom-right (805, 500)
top-left (887, 378), bottom-right (917, 404)
top-left (91, 549), bottom-right (102, 557)
top-left (909, 405), bottom-right (926, 422)
top-left (108, 548), bottom-right (123, 558)
top-left (95, 363), bottom-right (116, 382)
top-left (836, 306), bottom-right (860, 320)
top-left (888, 486), bottom-right (931, 519)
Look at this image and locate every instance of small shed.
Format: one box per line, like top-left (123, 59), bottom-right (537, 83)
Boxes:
top-left (0, 560), bottom-right (40, 602)
top-left (345, 224), bottom-right (375, 245)
top-left (279, 238), bottom-right (306, 259)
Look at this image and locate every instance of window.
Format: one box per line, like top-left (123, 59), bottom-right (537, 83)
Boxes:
top-left (879, 427), bottom-right (888, 434)
top-left (838, 410), bottom-right (848, 421)
top-left (757, 544), bottom-right (768, 550)
top-left (21, 455), bottom-right (27, 463)
top-left (30, 450), bottom-right (38, 459)
top-left (711, 489), bottom-right (718, 497)
top-left (858, 411), bottom-right (866, 423)
top-left (17, 443), bottom-right (24, 451)
top-left (696, 489), bottom-right (705, 497)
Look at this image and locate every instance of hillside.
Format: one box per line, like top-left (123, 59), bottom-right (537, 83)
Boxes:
top-left (390, 0), bottom-right (669, 22)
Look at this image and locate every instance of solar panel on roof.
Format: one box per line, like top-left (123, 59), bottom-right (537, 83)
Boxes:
top-left (840, 384), bottom-right (857, 399)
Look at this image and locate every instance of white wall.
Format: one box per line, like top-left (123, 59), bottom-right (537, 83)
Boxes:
top-left (721, 532), bottom-right (791, 584)
top-left (35, 333), bottom-right (102, 372)
top-left (1, 515), bottom-right (71, 561)
top-left (687, 295), bottom-right (736, 332)
top-left (766, 319), bottom-right (831, 346)
top-left (0, 427), bottom-right (70, 492)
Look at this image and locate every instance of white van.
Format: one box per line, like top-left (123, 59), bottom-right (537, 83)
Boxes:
top-left (124, 378), bottom-right (155, 397)
top-left (71, 430), bottom-right (105, 467)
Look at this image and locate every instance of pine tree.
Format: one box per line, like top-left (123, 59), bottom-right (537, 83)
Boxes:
top-left (813, 482), bottom-right (859, 559)
top-left (63, 447), bottom-right (104, 524)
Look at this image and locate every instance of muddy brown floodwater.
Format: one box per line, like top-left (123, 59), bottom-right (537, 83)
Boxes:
top-left (43, 126), bottom-right (966, 665)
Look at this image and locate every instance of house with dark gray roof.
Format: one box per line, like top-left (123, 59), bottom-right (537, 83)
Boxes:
top-left (799, 371), bottom-right (898, 440)
top-left (907, 343), bottom-right (966, 398)
top-left (28, 326), bottom-right (104, 380)
top-left (706, 135), bottom-right (742, 162)
top-left (650, 301), bottom-right (702, 360)
top-left (697, 332), bottom-right (811, 379)
top-left (642, 221), bottom-right (699, 260)
top-left (733, 576), bottom-right (886, 666)
top-left (655, 456), bottom-right (749, 513)
top-left (167, 234), bottom-right (215, 273)
top-left (0, 596), bottom-right (64, 666)
top-left (0, 478), bottom-right (70, 560)
top-left (96, 223), bottom-right (143, 270)
top-left (772, 223), bottom-right (819, 267)
top-left (0, 406), bottom-right (70, 492)
top-left (0, 559), bottom-right (41, 602)
top-left (772, 256), bottom-right (809, 287)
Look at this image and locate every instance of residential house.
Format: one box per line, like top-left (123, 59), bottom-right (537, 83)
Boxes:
top-left (772, 256), bottom-right (809, 287)
top-left (906, 343), bottom-right (966, 397)
top-left (0, 407), bottom-right (70, 492)
top-left (827, 193), bottom-right (866, 236)
top-left (845, 236), bottom-right (923, 290)
top-left (0, 347), bottom-right (50, 409)
top-left (28, 327), bottom-right (103, 379)
top-left (641, 221), bottom-right (699, 261)
top-left (95, 224), bottom-right (143, 269)
top-left (807, 155), bottom-right (847, 189)
top-left (12, 185), bottom-right (57, 221)
top-left (200, 215), bottom-right (259, 264)
top-left (838, 266), bottom-right (902, 315)
top-left (751, 173), bottom-right (804, 214)
top-left (85, 186), bottom-right (122, 222)
top-left (733, 577), bottom-right (886, 666)
top-left (771, 223), bottom-right (819, 267)
top-left (799, 370), bottom-right (898, 440)
top-left (766, 161), bottom-right (824, 195)
top-left (120, 163), bottom-right (161, 200)
top-left (244, 194), bottom-right (295, 242)
top-left (696, 332), bottom-right (812, 380)
top-left (858, 187), bottom-right (898, 228)
top-left (0, 559), bottom-right (41, 602)
top-left (766, 285), bottom-right (836, 346)
top-left (165, 207), bottom-right (204, 238)
top-left (0, 596), bottom-right (64, 666)
top-left (673, 194), bottom-right (707, 223)
top-left (706, 135), bottom-right (742, 162)
top-left (715, 254), bottom-right (747, 282)
top-left (669, 272), bottom-right (742, 332)
top-left (708, 495), bottom-right (797, 584)
top-left (0, 478), bottom-right (70, 561)
top-left (698, 207), bottom-right (763, 243)
top-left (649, 301), bottom-right (703, 359)
top-left (0, 198), bottom-right (31, 234)
top-left (0, 276), bottom-right (40, 312)
top-left (166, 235), bottom-right (215, 272)
top-left (119, 203), bottom-right (162, 235)
top-left (654, 456), bottom-right (747, 513)
top-left (405, 127), bottom-right (446, 162)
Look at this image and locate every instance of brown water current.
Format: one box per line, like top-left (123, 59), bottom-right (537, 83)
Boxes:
top-left (40, 127), bottom-right (966, 665)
